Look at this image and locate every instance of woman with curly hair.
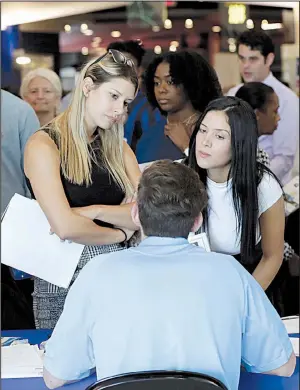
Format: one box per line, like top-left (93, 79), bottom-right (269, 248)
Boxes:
top-left (139, 50), bottom-right (222, 163)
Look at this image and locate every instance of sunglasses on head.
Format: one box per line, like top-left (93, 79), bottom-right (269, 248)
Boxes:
top-left (90, 49), bottom-right (135, 68)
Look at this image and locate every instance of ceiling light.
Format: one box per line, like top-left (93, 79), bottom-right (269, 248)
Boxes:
top-left (169, 44), bottom-right (177, 52)
top-left (229, 43), bottom-right (237, 53)
top-left (81, 47), bottom-right (89, 55)
top-left (152, 25), bottom-right (160, 32)
top-left (154, 45), bottom-right (162, 54)
top-left (80, 23), bottom-right (88, 32)
top-left (228, 3), bottom-right (247, 25)
top-left (111, 30), bottom-right (121, 38)
top-left (262, 22), bottom-right (283, 30)
top-left (170, 41), bottom-right (179, 47)
top-left (64, 24), bottom-right (71, 33)
top-left (212, 26), bottom-right (221, 33)
top-left (83, 29), bottom-right (93, 36)
top-left (228, 38), bottom-right (236, 44)
top-left (164, 19), bottom-right (172, 29)
top-left (185, 19), bottom-right (193, 29)
top-left (246, 19), bottom-right (254, 29)
top-left (16, 56), bottom-right (31, 65)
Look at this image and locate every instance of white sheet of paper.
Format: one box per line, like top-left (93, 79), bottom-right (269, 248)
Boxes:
top-left (289, 338), bottom-right (299, 356)
top-left (1, 194), bottom-right (84, 288)
top-left (188, 232), bottom-right (211, 252)
top-left (1, 344), bottom-right (43, 378)
top-left (282, 317), bottom-right (299, 334)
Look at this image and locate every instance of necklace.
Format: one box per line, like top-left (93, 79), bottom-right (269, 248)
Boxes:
top-left (167, 112), bottom-right (199, 126)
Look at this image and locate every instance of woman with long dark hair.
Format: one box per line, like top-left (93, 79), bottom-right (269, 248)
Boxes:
top-left (188, 96), bottom-right (285, 310)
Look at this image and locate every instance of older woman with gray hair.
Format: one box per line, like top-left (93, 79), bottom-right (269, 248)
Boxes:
top-left (20, 68), bottom-right (62, 127)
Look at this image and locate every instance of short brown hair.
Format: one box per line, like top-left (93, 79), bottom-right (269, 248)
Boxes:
top-left (137, 160), bottom-right (208, 238)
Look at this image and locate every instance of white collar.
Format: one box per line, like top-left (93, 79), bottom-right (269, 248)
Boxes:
top-left (262, 72), bottom-right (274, 84)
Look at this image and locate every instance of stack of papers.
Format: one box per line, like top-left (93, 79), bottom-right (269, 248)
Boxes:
top-left (282, 316), bottom-right (299, 357)
top-left (282, 316), bottom-right (299, 334)
top-left (1, 194), bottom-right (85, 288)
top-left (2, 344), bottom-right (44, 378)
top-left (289, 338), bottom-right (299, 357)
top-left (1, 337), bottom-right (27, 346)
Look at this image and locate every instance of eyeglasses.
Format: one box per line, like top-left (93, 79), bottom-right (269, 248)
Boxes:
top-left (90, 49), bottom-right (135, 68)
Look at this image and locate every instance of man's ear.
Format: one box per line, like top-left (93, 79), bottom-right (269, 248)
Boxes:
top-left (191, 212), bottom-right (203, 233)
top-left (265, 52), bottom-right (275, 68)
top-left (131, 202), bottom-right (141, 228)
top-left (82, 77), bottom-right (94, 98)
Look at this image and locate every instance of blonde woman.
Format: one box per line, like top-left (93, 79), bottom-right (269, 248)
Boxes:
top-left (24, 50), bottom-right (141, 329)
top-left (20, 68), bottom-right (62, 126)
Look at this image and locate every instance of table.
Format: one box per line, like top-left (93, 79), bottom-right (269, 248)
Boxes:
top-left (2, 330), bottom-right (299, 390)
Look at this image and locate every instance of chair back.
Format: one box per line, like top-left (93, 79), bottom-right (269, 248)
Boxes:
top-left (86, 370), bottom-right (228, 390)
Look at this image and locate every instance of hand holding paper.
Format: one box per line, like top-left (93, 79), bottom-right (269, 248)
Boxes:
top-left (1, 194), bottom-right (84, 288)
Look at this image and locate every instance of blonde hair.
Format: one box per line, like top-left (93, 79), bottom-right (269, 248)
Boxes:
top-left (50, 53), bottom-right (138, 196)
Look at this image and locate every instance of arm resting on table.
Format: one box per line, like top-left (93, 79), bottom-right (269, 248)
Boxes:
top-left (43, 367), bottom-right (95, 389)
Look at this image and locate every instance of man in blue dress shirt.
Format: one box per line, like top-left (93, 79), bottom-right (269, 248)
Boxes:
top-left (43, 160), bottom-right (295, 390)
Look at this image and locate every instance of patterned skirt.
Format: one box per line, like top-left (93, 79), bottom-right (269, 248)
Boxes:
top-left (33, 243), bottom-right (124, 329)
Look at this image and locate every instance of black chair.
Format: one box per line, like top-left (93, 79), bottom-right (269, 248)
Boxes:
top-left (86, 370), bottom-right (228, 390)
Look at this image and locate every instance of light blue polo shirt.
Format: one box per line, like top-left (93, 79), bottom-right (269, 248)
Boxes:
top-left (44, 237), bottom-right (293, 390)
top-left (1, 90), bottom-right (40, 214)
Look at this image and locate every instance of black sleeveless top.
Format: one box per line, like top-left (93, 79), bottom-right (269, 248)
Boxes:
top-left (26, 128), bottom-right (125, 228)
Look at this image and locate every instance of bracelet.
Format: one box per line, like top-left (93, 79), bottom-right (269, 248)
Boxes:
top-left (116, 228), bottom-right (127, 243)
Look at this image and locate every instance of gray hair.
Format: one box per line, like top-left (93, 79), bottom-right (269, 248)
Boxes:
top-left (20, 68), bottom-right (62, 100)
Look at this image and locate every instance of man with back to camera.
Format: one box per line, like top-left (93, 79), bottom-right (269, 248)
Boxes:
top-left (42, 160), bottom-right (295, 390)
top-left (227, 30), bottom-right (299, 186)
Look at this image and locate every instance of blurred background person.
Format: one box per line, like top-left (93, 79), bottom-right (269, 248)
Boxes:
top-left (1, 89), bottom-right (40, 330)
top-left (227, 31), bottom-right (299, 186)
top-left (1, 89), bottom-right (40, 214)
top-left (20, 68), bottom-right (62, 127)
top-left (236, 82), bottom-right (280, 139)
top-left (236, 82), bottom-right (299, 315)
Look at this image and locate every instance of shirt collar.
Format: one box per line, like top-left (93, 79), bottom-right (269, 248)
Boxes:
top-left (262, 72), bottom-right (274, 85)
top-left (138, 236), bottom-right (188, 247)
top-left (131, 236), bottom-right (194, 256)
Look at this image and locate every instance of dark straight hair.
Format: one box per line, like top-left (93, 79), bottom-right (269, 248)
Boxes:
top-left (188, 96), bottom-right (280, 264)
top-left (236, 82), bottom-right (275, 111)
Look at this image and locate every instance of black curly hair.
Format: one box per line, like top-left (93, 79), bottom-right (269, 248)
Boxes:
top-left (143, 50), bottom-right (223, 115)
